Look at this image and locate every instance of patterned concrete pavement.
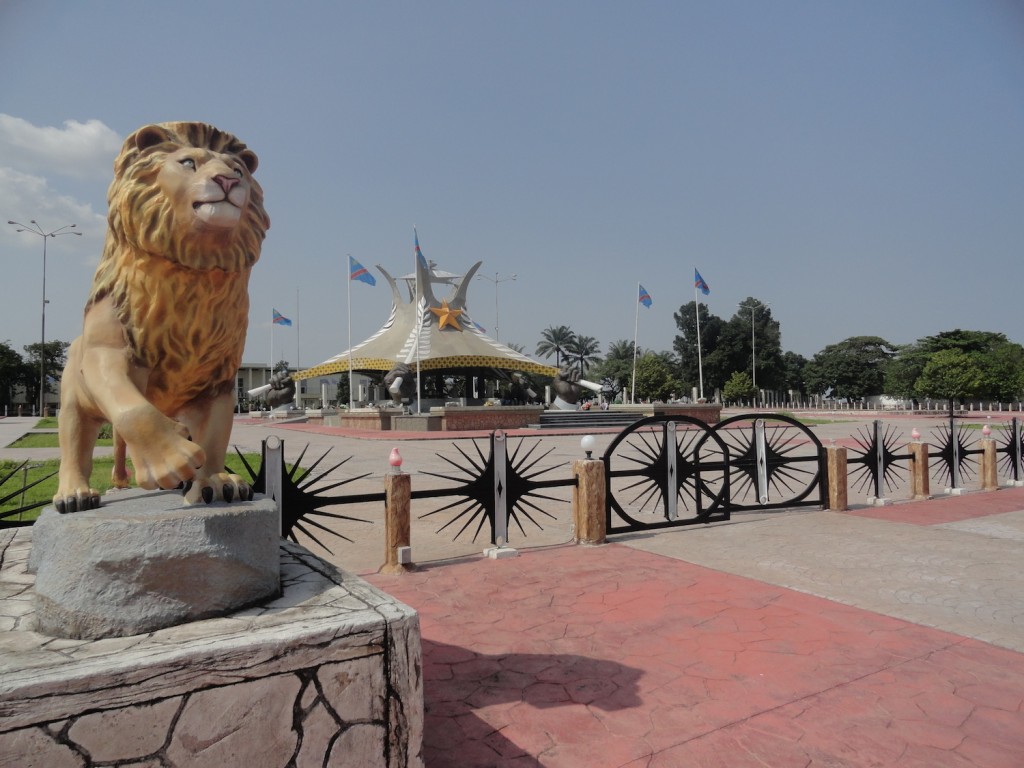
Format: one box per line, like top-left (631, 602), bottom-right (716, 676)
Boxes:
top-left (368, 542), bottom-right (1024, 767)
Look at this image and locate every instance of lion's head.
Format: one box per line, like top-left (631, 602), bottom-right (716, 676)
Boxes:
top-left (88, 122), bottom-right (270, 309)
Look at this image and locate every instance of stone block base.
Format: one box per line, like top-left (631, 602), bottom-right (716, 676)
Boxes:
top-left (0, 531), bottom-right (423, 768)
top-left (30, 489), bottom-right (280, 639)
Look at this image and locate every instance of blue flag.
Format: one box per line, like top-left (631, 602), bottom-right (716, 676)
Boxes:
top-left (694, 269), bottom-right (710, 296)
top-left (638, 284), bottom-right (653, 308)
top-left (272, 308), bottom-right (292, 326)
top-left (349, 256), bottom-right (376, 286)
top-left (414, 229), bottom-right (429, 271)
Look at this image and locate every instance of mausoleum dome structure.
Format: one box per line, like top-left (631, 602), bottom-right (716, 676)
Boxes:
top-left (299, 255), bottom-right (557, 386)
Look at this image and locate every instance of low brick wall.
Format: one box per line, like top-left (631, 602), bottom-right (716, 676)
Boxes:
top-left (392, 414), bottom-right (443, 431)
top-left (651, 403), bottom-right (722, 424)
top-left (436, 405), bottom-right (545, 431)
top-left (335, 409), bottom-right (403, 430)
top-left (323, 404), bottom-right (719, 432)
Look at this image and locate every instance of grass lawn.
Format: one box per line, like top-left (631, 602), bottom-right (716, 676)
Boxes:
top-left (8, 432), bottom-right (113, 448)
top-left (1, 453), bottom-right (264, 524)
top-left (6, 418), bottom-right (113, 449)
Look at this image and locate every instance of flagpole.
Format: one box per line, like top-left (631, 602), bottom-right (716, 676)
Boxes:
top-left (631, 281), bottom-right (640, 405)
top-left (695, 275), bottom-right (705, 401)
top-left (414, 227), bottom-right (422, 415)
top-left (347, 255), bottom-right (354, 412)
top-left (295, 288), bottom-right (301, 409)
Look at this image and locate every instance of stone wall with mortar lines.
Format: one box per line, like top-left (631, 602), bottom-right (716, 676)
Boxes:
top-left (0, 531), bottom-right (424, 767)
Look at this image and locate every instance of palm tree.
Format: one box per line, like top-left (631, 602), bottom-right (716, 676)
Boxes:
top-left (536, 325), bottom-right (576, 368)
top-left (605, 339), bottom-right (638, 363)
top-left (566, 335), bottom-right (602, 376)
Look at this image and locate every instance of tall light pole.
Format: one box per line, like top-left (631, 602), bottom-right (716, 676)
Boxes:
top-left (476, 272), bottom-right (516, 341)
top-left (740, 300), bottom-right (769, 407)
top-left (7, 220), bottom-right (82, 416)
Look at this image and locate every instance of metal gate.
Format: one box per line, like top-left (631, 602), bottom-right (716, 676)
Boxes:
top-left (603, 413), bottom-right (826, 535)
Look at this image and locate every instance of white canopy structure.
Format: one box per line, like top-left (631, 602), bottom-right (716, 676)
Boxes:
top-left (297, 256), bottom-right (557, 381)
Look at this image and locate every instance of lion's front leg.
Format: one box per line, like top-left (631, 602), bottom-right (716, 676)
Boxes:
top-left (116, 404), bottom-right (205, 490)
top-left (176, 392), bottom-right (253, 505)
top-left (54, 353), bottom-right (104, 513)
top-left (77, 298), bottom-right (206, 492)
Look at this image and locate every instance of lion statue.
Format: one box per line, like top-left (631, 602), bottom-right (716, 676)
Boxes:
top-left (54, 122), bottom-right (270, 512)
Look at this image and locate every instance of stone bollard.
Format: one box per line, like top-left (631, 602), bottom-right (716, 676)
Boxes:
top-left (909, 441), bottom-right (931, 499)
top-left (980, 438), bottom-right (999, 491)
top-left (825, 445), bottom-right (848, 511)
top-left (380, 449), bottom-right (414, 574)
top-left (572, 459), bottom-right (606, 545)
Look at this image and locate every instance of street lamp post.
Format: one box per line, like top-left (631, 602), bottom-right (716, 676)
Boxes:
top-left (740, 300), bottom-right (769, 407)
top-left (476, 272), bottom-right (516, 341)
top-left (7, 220), bottom-right (82, 416)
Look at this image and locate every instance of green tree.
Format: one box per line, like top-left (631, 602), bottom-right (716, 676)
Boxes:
top-left (673, 297), bottom-right (782, 395)
top-left (728, 299), bottom-right (785, 392)
top-left (885, 330), bottom-right (1024, 403)
top-left (633, 352), bottom-right (681, 402)
top-left (722, 371), bottom-right (756, 404)
top-left (914, 349), bottom-right (984, 412)
top-left (978, 342), bottom-right (1024, 401)
top-left (803, 336), bottom-right (895, 400)
top-left (22, 340), bottom-right (70, 411)
top-left (780, 351), bottom-right (808, 398)
top-left (589, 340), bottom-right (637, 401)
top-left (883, 344), bottom-right (923, 400)
top-left (0, 340), bottom-right (28, 408)
top-left (535, 325), bottom-right (575, 368)
top-left (673, 301), bottom-right (725, 393)
top-left (565, 335), bottom-right (601, 376)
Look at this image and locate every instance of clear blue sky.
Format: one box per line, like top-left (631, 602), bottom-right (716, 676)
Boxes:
top-left (2, 1), bottom-right (1022, 374)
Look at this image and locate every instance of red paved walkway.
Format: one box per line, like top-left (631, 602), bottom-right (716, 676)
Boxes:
top-left (846, 488), bottom-right (1024, 525)
top-left (367, 543), bottom-right (1024, 767)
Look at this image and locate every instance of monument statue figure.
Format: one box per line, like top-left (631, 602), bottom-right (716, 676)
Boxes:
top-left (54, 122), bottom-right (270, 512)
top-left (383, 362), bottom-right (417, 407)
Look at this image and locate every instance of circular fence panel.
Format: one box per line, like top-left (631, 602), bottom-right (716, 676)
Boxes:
top-left (712, 413), bottom-right (825, 510)
top-left (602, 415), bottom-right (730, 533)
top-left (602, 413), bottom-right (826, 533)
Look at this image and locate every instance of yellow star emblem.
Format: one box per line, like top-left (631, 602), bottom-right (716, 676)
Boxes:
top-left (430, 299), bottom-right (464, 331)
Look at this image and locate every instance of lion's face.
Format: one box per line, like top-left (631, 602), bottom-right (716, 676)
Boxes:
top-left (158, 145), bottom-right (253, 232)
top-left (105, 122), bottom-right (269, 272)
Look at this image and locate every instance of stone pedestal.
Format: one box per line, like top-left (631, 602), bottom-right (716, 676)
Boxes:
top-left (825, 445), bottom-right (848, 511)
top-left (573, 459), bottom-right (607, 544)
top-left (0, 531), bottom-right (424, 768)
top-left (30, 489), bottom-right (280, 639)
top-left (391, 414), bottom-right (442, 431)
top-left (909, 441), bottom-right (931, 500)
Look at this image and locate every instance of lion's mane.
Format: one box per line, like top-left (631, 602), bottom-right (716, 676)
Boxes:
top-left (85, 122), bottom-right (270, 413)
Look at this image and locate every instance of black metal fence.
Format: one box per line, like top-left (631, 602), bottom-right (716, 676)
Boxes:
top-left (5, 415), bottom-right (1022, 550)
top-left (848, 417), bottom-right (1024, 497)
top-left (602, 414), bottom-right (825, 535)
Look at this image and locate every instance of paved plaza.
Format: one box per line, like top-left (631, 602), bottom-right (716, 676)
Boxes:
top-left (3, 412), bottom-right (1024, 766)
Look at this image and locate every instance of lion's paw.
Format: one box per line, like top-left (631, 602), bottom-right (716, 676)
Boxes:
top-left (53, 488), bottom-right (101, 514)
top-left (127, 434), bottom-right (205, 491)
top-left (182, 472), bottom-right (254, 505)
